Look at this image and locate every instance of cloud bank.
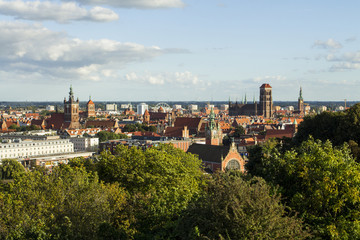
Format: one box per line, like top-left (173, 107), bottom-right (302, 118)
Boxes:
top-left (0, 0), bottom-right (118, 23)
top-left (63, 0), bottom-right (185, 9)
top-left (125, 71), bottom-right (201, 86)
top-left (0, 21), bottom-right (165, 82)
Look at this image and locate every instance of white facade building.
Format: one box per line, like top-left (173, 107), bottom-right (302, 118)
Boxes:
top-left (220, 104), bottom-right (229, 110)
top-left (69, 137), bottom-right (99, 152)
top-left (286, 106), bottom-right (294, 111)
top-left (106, 104), bottom-right (117, 111)
top-left (0, 139), bottom-right (74, 160)
top-left (188, 104), bottom-right (198, 111)
top-left (46, 105), bottom-right (55, 111)
top-left (137, 103), bottom-right (149, 115)
top-left (173, 104), bottom-right (182, 110)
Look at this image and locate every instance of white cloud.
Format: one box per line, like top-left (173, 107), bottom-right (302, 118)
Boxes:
top-left (125, 71), bottom-right (201, 86)
top-left (329, 63), bottom-right (360, 72)
top-left (64, 0), bottom-right (185, 9)
top-left (313, 38), bottom-right (342, 49)
top-left (253, 75), bottom-right (287, 83)
top-left (0, 0), bottom-right (118, 23)
top-left (0, 21), bottom-right (166, 82)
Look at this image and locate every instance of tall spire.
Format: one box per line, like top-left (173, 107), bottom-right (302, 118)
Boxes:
top-left (245, 93), bottom-right (247, 104)
top-left (69, 85), bottom-right (74, 99)
top-left (299, 87), bottom-right (303, 100)
top-left (209, 107), bottom-right (215, 130)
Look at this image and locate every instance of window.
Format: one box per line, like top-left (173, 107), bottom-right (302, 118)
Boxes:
top-left (225, 159), bottom-right (241, 171)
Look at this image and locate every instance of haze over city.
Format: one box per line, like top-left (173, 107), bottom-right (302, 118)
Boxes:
top-left (0, 0), bottom-right (359, 101)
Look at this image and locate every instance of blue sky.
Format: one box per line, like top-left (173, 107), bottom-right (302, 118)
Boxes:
top-left (0, 0), bottom-right (359, 101)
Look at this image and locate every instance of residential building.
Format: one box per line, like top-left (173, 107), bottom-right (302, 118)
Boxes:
top-left (69, 137), bottom-right (99, 152)
top-left (0, 139), bottom-right (74, 160)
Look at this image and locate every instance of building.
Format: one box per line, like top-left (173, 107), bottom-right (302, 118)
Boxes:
top-left (205, 108), bottom-right (223, 146)
top-left (220, 104), bottom-right (229, 111)
top-left (187, 141), bottom-right (245, 173)
top-left (0, 139), bottom-right (74, 160)
top-left (69, 137), bottom-right (99, 152)
top-left (297, 87), bottom-right (304, 115)
top-left (137, 103), bottom-right (149, 115)
top-left (86, 97), bottom-right (96, 118)
top-left (63, 85), bottom-right (81, 129)
top-left (106, 104), bottom-right (117, 112)
top-left (173, 104), bottom-right (182, 110)
top-left (229, 83), bottom-right (273, 118)
top-left (188, 104), bottom-right (198, 111)
top-left (46, 105), bottom-right (55, 111)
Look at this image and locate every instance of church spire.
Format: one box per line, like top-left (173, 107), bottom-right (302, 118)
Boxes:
top-left (299, 87), bottom-right (303, 100)
top-left (69, 85), bottom-right (74, 100)
top-left (209, 107), bottom-right (215, 130)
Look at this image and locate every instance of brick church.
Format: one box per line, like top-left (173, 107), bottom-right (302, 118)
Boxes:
top-left (229, 83), bottom-right (273, 118)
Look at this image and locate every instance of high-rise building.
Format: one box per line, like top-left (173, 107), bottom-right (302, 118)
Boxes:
top-left (137, 103), bottom-right (148, 115)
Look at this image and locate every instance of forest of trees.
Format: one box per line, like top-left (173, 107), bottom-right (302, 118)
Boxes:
top-left (2, 103), bottom-right (360, 239)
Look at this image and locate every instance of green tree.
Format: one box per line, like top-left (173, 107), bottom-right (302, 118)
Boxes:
top-left (247, 138), bottom-right (360, 239)
top-left (96, 131), bottom-right (128, 142)
top-left (96, 144), bottom-right (205, 238)
top-left (8, 124), bottom-right (20, 131)
top-left (232, 125), bottom-right (245, 137)
top-left (0, 165), bottom-right (128, 240)
top-left (176, 172), bottom-right (309, 240)
top-left (0, 159), bottom-right (25, 180)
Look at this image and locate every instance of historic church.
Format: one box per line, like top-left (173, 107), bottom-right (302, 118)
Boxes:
top-left (229, 83), bottom-right (273, 118)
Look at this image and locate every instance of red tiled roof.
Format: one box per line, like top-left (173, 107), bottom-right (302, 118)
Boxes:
top-left (260, 83), bottom-right (272, 88)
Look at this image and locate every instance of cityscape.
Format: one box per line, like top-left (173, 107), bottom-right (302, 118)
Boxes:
top-left (1, 0), bottom-right (360, 239)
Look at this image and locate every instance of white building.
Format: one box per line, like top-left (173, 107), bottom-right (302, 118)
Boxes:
top-left (137, 103), bottom-right (149, 115)
top-left (46, 105), bottom-right (55, 111)
top-left (0, 139), bottom-right (74, 160)
top-left (319, 106), bottom-right (327, 112)
top-left (106, 104), bottom-right (117, 111)
top-left (286, 106), bottom-right (294, 111)
top-left (69, 137), bottom-right (99, 152)
top-left (173, 104), bottom-right (182, 110)
top-left (188, 104), bottom-right (198, 111)
top-left (220, 104), bottom-right (229, 111)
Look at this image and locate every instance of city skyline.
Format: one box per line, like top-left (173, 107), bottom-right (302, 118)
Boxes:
top-left (0, 1), bottom-right (359, 101)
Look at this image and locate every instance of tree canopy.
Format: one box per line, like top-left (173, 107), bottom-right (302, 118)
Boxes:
top-left (177, 172), bottom-right (309, 240)
top-left (0, 165), bottom-right (128, 239)
top-left (97, 144), bottom-right (205, 238)
top-left (96, 130), bottom-right (128, 142)
top-left (247, 137), bottom-right (360, 239)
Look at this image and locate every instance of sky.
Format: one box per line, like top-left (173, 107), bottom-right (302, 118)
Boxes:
top-left (0, 0), bottom-right (359, 102)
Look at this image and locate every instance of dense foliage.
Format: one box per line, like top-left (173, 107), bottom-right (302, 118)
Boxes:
top-left (97, 144), bottom-right (205, 238)
top-left (96, 130), bottom-right (128, 142)
top-left (0, 165), bottom-right (128, 239)
top-left (247, 138), bottom-right (360, 239)
top-left (122, 123), bottom-right (156, 133)
top-left (295, 103), bottom-right (360, 147)
top-left (177, 172), bottom-right (309, 239)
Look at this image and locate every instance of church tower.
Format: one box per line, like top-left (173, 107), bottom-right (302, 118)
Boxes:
top-left (64, 85), bottom-right (81, 129)
top-left (206, 108), bottom-right (223, 145)
top-left (298, 87), bottom-right (304, 115)
top-left (259, 83), bottom-right (273, 119)
top-left (86, 96), bottom-right (96, 118)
